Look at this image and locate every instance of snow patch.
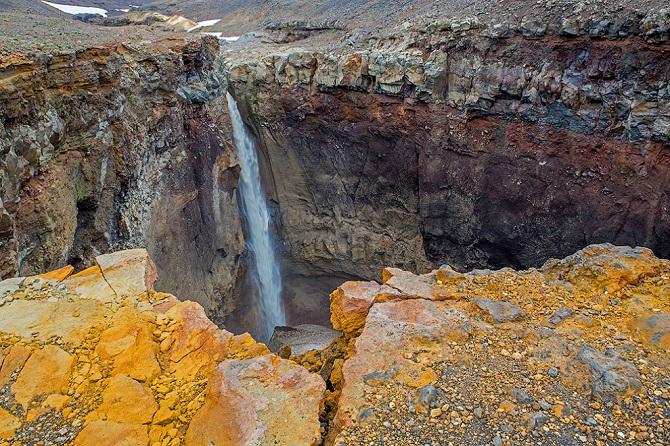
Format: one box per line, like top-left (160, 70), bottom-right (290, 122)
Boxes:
top-left (202, 32), bottom-right (240, 42)
top-left (115, 8), bottom-right (130, 12)
top-left (188, 19), bottom-right (221, 32)
top-left (42, 1), bottom-right (108, 17)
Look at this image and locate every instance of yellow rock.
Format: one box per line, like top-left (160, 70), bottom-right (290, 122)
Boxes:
top-left (629, 313), bottom-right (670, 350)
top-left (42, 394), bottom-right (71, 410)
top-left (185, 354), bottom-right (325, 446)
top-left (152, 404), bottom-right (176, 425)
top-left (164, 301), bottom-right (234, 379)
top-left (11, 345), bottom-right (74, 407)
top-left (0, 345), bottom-right (32, 387)
top-left (329, 281), bottom-right (390, 337)
top-left (542, 244), bottom-right (668, 293)
top-left (95, 308), bottom-right (160, 383)
top-left (97, 374), bottom-right (158, 425)
top-left (30, 265), bottom-right (75, 282)
top-left (226, 333), bottom-right (270, 359)
top-left (0, 407), bottom-right (20, 438)
top-left (63, 266), bottom-right (117, 304)
top-left (95, 249), bottom-right (157, 299)
top-left (72, 421), bottom-right (149, 446)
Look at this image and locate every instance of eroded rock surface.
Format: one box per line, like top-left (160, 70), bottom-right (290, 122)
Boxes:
top-left (0, 249), bottom-right (325, 446)
top-left (0, 35), bottom-right (244, 328)
top-left (315, 244), bottom-right (670, 445)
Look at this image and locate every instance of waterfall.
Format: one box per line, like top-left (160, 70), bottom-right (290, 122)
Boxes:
top-left (226, 92), bottom-right (285, 342)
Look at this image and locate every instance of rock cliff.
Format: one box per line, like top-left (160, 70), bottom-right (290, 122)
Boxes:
top-left (0, 35), bottom-right (244, 324)
top-left (0, 244), bottom-right (668, 445)
top-left (222, 10), bottom-right (670, 282)
top-left (2, 0), bottom-right (670, 351)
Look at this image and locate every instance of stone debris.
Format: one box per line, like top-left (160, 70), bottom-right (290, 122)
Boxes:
top-left (0, 244), bottom-right (669, 446)
top-left (318, 244), bottom-right (670, 445)
top-left (0, 248), bottom-right (325, 446)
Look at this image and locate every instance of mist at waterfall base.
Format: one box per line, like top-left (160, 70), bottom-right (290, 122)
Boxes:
top-left (226, 92), bottom-right (285, 343)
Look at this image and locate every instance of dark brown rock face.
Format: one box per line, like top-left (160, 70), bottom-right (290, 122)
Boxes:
top-left (225, 32), bottom-right (670, 277)
top-left (0, 36), bottom-right (244, 323)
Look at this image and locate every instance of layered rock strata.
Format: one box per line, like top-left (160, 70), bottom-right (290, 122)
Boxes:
top-left (223, 15), bottom-right (670, 278)
top-left (0, 36), bottom-right (243, 323)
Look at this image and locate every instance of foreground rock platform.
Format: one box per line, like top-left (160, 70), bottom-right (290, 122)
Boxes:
top-left (0, 244), bottom-right (669, 446)
top-left (318, 243), bottom-right (670, 445)
top-left (0, 249), bottom-right (323, 446)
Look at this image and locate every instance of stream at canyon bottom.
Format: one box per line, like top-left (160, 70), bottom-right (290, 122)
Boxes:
top-left (226, 92), bottom-right (285, 342)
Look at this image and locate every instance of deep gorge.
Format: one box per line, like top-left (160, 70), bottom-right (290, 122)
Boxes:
top-left (1, 26), bottom-right (670, 337)
top-left (1, 3), bottom-right (670, 445)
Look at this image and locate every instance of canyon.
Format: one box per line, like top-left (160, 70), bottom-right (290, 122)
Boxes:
top-left (2, 8), bottom-right (670, 330)
top-left (0, 0), bottom-right (669, 444)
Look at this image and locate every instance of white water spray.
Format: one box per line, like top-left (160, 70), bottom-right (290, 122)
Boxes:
top-left (226, 92), bottom-right (285, 341)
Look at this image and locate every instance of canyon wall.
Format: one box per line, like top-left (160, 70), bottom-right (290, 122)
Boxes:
top-left (2, 11), bottom-right (669, 328)
top-left (224, 13), bottom-right (670, 278)
top-left (0, 36), bottom-right (243, 323)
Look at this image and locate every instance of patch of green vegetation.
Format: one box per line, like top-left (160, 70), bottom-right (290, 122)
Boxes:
top-left (55, 103), bottom-right (70, 122)
top-left (74, 176), bottom-right (87, 202)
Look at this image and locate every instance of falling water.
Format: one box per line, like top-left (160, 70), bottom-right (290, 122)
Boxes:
top-left (226, 92), bottom-right (285, 341)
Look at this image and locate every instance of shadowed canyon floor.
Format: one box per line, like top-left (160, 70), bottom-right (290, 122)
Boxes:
top-left (0, 243), bottom-right (668, 445)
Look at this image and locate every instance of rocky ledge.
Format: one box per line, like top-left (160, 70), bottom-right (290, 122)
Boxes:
top-left (0, 249), bottom-right (322, 446)
top-left (0, 243), bottom-right (669, 446)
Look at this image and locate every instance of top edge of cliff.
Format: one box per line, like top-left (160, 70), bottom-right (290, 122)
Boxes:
top-left (2, 0), bottom-right (670, 61)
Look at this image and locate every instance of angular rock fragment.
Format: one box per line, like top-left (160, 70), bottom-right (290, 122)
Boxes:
top-left (27, 265), bottom-right (74, 282)
top-left (165, 301), bottom-right (234, 379)
top-left (97, 374), bottom-right (158, 424)
top-left (11, 345), bottom-right (74, 407)
top-left (527, 412), bottom-right (548, 430)
top-left (0, 345), bottom-right (31, 387)
top-left (630, 313), bottom-right (670, 350)
top-left (475, 297), bottom-right (525, 322)
top-left (383, 268), bottom-right (458, 301)
top-left (63, 265), bottom-right (118, 304)
top-left (185, 354), bottom-right (325, 446)
top-left (330, 280), bottom-right (400, 337)
top-left (94, 308), bottom-right (160, 383)
top-left (548, 307), bottom-right (576, 326)
top-left (72, 421), bottom-right (148, 446)
top-left (577, 346), bottom-right (643, 402)
top-left (95, 248), bottom-right (158, 299)
top-left (0, 407), bottom-right (20, 438)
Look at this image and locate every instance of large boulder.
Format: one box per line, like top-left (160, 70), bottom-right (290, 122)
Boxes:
top-left (332, 299), bottom-right (472, 440)
top-left (185, 354), bottom-right (325, 446)
top-left (95, 249), bottom-right (158, 299)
